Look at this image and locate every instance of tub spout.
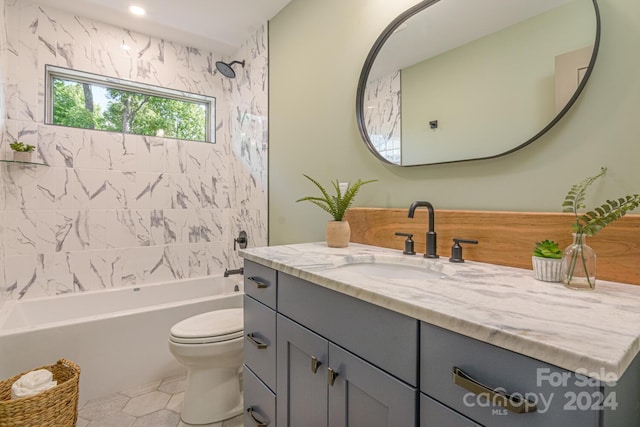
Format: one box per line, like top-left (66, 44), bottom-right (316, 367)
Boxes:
top-left (224, 267), bottom-right (244, 278)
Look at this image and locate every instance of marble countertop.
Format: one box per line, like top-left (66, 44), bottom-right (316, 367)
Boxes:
top-left (240, 242), bottom-right (640, 381)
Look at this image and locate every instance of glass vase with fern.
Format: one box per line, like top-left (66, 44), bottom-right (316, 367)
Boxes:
top-left (561, 167), bottom-right (640, 290)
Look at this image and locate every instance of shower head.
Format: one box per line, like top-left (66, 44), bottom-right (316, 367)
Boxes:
top-left (215, 60), bottom-right (245, 79)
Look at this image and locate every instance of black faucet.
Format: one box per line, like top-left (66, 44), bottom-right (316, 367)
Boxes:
top-left (408, 201), bottom-right (438, 258)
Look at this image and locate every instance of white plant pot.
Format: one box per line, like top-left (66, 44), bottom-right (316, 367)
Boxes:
top-left (13, 151), bottom-right (33, 163)
top-left (532, 256), bottom-right (563, 282)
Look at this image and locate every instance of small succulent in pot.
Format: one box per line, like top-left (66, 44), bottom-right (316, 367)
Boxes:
top-left (10, 141), bottom-right (36, 162)
top-left (10, 141), bottom-right (35, 152)
top-left (532, 240), bottom-right (563, 282)
top-left (532, 240), bottom-right (562, 259)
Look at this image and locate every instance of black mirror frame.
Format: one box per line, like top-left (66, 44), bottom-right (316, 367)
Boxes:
top-left (355, 0), bottom-right (601, 167)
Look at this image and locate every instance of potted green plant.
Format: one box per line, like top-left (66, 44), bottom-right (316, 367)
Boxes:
top-left (296, 174), bottom-right (377, 248)
top-left (561, 167), bottom-right (640, 290)
top-left (532, 240), bottom-right (563, 282)
top-left (10, 141), bottom-right (36, 163)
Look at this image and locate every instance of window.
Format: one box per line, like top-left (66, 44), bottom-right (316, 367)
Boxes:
top-left (46, 65), bottom-right (215, 142)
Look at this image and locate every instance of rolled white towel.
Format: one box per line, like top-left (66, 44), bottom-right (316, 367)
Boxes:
top-left (11, 369), bottom-right (57, 399)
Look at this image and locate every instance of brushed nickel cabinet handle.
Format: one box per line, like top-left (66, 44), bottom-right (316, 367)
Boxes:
top-left (246, 406), bottom-right (268, 426)
top-left (327, 367), bottom-right (339, 386)
top-left (311, 356), bottom-right (322, 374)
top-left (247, 276), bottom-right (268, 289)
top-left (453, 367), bottom-right (537, 414)
top-left (246, 333), bottom-right (268, 349)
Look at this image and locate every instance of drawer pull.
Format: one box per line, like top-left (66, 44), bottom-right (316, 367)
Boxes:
top-left (247, 276), bottom-right (268, 289)
top-left (246, 406), bottom-right (268, 426)
top-left (453, 367), bottom-right (537, 414)
top-left (311, 356), bottom-right (322, 374)
top-left (246, 333), bottom-right (268, 349)
top-left (327, 367), bottom-right (339, 386)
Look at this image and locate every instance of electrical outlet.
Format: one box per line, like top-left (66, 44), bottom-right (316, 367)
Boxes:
top-left (338, 182), bottom-right (349, 193)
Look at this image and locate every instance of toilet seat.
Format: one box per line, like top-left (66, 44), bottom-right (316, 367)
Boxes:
top-left (170, 308), bottom-right (243, 344)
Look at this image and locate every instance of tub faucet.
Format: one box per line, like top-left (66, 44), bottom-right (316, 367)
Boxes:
top-left (224, 267), bottom-right (244, 277)
top-left (408, 201), bottom-right (438, 259)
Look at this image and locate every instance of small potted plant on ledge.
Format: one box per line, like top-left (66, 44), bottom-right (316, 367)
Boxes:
top-left (561, 167), bottom-right (640, 290)
top-left (10, 141), bottom-right (36, 163)
top-left (296, 174), bottom-right (377, 248)
top-left (532, 240), bottom-right (563, 282)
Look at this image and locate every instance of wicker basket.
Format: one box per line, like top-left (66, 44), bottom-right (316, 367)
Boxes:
top-left (0, 359), bottom-right (80, 427)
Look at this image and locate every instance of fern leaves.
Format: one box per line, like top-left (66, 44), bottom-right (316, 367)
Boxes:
top-left (296, 175), bottom-right (377, 221)
top-left (562, 167), bottom-right (640, 236)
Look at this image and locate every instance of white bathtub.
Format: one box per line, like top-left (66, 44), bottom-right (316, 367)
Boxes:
top-left (0, 276), bottom-right (243, 404)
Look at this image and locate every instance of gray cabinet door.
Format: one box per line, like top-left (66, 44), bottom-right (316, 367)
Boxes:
top-left (277, 314), bottom-right (329, 427)
top-left (328, 343), bottom-right (418, 427)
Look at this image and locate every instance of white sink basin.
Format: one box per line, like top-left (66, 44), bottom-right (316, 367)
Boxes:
top-left (331, 255), bottom-right (450, 280)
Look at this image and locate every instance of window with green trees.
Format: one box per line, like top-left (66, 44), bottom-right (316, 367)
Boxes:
top-left (46, 66), bottom-right (215, 142)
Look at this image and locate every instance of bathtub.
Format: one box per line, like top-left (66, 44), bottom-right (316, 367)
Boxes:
top-left (0, 275), bottom-right (243, 404)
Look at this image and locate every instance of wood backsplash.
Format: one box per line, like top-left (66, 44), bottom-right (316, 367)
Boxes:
top-left (344, 208), bottom-right (640, 286)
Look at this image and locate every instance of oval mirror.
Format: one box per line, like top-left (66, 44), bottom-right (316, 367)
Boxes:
top-left (356, 0), bottom-right (600, 166)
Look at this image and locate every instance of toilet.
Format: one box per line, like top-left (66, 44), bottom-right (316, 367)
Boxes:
top-left (168, 308), bottom-right (244, 425)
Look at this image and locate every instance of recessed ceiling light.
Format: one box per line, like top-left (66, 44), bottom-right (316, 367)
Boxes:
top-left (129, 5), bottom-right (146, 16)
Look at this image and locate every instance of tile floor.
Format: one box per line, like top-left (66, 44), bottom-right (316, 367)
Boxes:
top-left (76, 374), bottom-right (243, 427)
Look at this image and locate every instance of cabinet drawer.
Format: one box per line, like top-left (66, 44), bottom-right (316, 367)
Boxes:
top-left (244, 295), bottom-right (276, 391)
top-left (421, 394), bottom-right (480, 427)
top-left (278, 272), bottom-right (418, 386)
top-left (421, 322), bottom-right (600, 427)
top-left (244, 366), bottom-right (276, 427)
top-left (244, 260), bottom-right (277, 309)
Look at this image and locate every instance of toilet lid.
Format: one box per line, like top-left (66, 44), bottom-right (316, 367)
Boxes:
top-left (170, 308), bottom-right (243, 344)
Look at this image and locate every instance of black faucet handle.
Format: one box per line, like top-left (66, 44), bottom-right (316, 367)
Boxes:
top-left (395, 232), bottom-right (416, 255)
top-left (234, 230), bottom-right (248, 250)
top-left (449, 238), bottom-right (478, 263)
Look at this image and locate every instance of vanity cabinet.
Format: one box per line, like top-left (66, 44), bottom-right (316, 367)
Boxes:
top-left (243, 259), bottom-right (640, 427)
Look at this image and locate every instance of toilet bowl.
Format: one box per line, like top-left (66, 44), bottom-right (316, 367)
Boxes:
top-left (168, 308), bottom-right (244, 425)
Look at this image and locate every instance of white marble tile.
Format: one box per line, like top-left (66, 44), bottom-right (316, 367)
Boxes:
top-left (135, 135), bottom-right (165, 173)
top-left (1, 3), bottom-right (268, 301)
top-left (3, 209), bottom-right (38, 255)
top-left (39, 251), bottom-right (74, 293)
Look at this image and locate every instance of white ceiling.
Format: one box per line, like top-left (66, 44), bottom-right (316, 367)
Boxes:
top-left (35, 0), bottom-right (292, 56)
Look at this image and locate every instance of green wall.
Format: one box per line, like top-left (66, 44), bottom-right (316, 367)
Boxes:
top-left (269, 0), bottom-right (640, 246)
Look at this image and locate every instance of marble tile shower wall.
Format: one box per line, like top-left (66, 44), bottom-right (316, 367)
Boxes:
top-left (0, 1), bottom-right (268, 300)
